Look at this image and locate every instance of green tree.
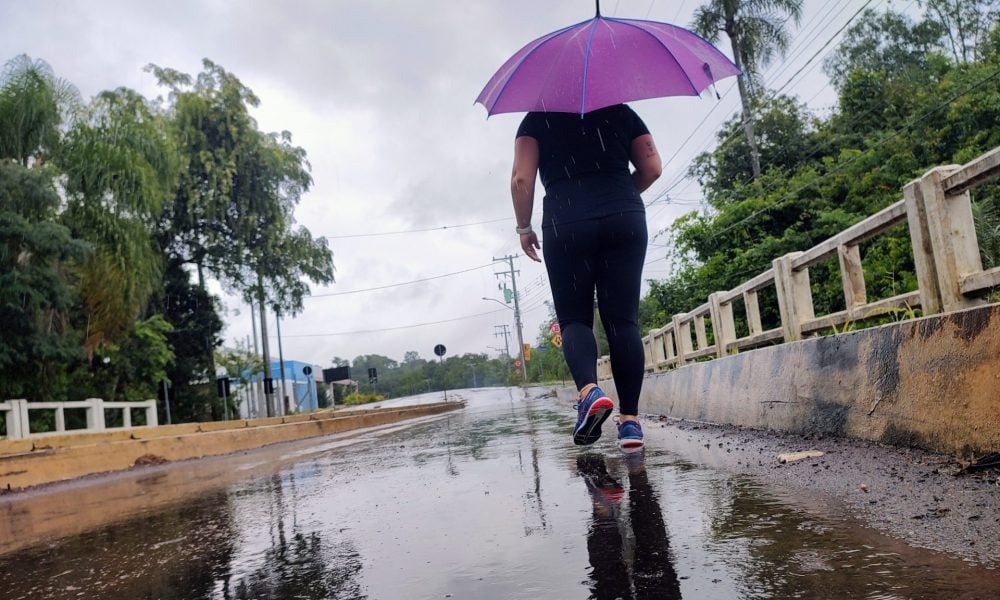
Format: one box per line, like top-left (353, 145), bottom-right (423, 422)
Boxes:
top-left (58, 88), bottom-right (176, 356)
top-left (643, 13), bottom-right (1000, 334)
top-left (0, 55), bottom-right (78, 165)
top-left (919, 0), bottom-right (999, 64)
top-left (153, 260), bottom-right (224, 422)
top-left (97, 314), bottom-right (175, 404)
top-left (693, 0), bottom-right (804, 180)
top-left (0, 162), bottom-right (86, 399)
top-left (823, 9), bottom-right (945, 90)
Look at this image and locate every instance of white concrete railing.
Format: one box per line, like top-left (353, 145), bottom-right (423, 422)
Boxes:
top-left (598, 144), bottom-right (1000, 379)
top-left (0, 399), bottom-right (158, 440)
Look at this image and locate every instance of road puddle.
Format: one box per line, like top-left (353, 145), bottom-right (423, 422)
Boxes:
top-left (0, 388), bottom-right (996, 599)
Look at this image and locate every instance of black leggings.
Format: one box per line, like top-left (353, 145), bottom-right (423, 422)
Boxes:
top-left (542, 211), bottom-right (647, 415)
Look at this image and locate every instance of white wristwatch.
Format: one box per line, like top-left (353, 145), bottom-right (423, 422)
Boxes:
top-left (515, 224), bottom-right (533, 235)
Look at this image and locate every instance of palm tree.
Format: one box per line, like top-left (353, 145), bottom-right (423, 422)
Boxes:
top-left (693, 0), bottom-right (803, 181)
top-left (0, 55), bottom-right (79, 166)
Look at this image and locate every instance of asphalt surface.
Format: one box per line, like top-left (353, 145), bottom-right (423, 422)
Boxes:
top-left (0, 387), bottom-right (997, 600)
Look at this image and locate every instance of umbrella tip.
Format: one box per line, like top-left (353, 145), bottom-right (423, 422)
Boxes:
top-left (595, 0), bottom-right (601, 17)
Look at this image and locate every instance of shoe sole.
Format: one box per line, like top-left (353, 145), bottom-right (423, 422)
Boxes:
top-left (573, 398), bottom-right (614, 445)
top-left (619, 439), bottom-right (644, 453)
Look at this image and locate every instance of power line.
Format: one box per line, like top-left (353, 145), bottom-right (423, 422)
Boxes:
top-left (276, 308), bottom-right (509, 338)
top-left (770, 0), bottom-right (880, 98)
top-left (323, 217), bottom-right (509, 239)
top-left (306, 263), bottom-right (494, 298)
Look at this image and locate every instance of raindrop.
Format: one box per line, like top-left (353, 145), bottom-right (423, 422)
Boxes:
top-left (597, 128), bottom-right (606, 152)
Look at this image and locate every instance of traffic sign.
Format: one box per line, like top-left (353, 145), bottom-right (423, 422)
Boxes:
top-left (552, 333), bottom-right (563, 348)
top-left (514, 359), bottom-right (522, 367)
top-left (434, 344), bottom-right (447, 357)
top-left (550, 322), bottom-right (560, 334)
top-left (303, 365), bottom-right (313, 376)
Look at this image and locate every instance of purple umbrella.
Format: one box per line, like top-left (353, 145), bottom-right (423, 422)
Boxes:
top-left (476, 1), bottom-right (740, 116)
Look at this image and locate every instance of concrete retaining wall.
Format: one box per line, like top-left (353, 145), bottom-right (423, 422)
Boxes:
top-left (0, 402), bottom-right (461, 492)
top-left (598, 304), bottom-right (1000, 456)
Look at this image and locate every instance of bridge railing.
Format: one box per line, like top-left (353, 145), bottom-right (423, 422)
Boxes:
top-left (0, 399), bottom-right (158, 440)
top-left (600, 144), bottom-right (1000, 379)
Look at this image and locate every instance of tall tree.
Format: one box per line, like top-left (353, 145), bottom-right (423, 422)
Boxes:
top-left (58, 88), bottom-right (176, 356)
top-left (823, 9), bottom-right (946, 90)
top-left (693, 0), bottom-right (804, 180)
top-left (147, 59), bottom-right (261, 288)
top-left (0, 55), bottom-right (79, 166)
top-left (149, 60), bottom-right (334, 417)
top-left (920, 0), bottom-right (999, 64)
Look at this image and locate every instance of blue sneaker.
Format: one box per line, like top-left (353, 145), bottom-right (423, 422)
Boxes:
top-left (573, 386), bottom-right (614, 445)
top-left (617, 419), bottom-right (644, 453)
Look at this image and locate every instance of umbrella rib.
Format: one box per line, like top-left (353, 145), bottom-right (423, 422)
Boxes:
top-left (580, 18), bottom-right (602, 116)
top-left (486, 20), bottom-right (590, 116)
top-left (605, 17), bottom-right (702, 96)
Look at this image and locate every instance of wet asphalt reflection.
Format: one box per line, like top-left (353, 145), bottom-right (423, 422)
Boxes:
top-left (0, 387), bottom-right (997, 600)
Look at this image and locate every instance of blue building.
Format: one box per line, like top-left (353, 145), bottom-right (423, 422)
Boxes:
top-left (242, 360), bottom-right (319, 418)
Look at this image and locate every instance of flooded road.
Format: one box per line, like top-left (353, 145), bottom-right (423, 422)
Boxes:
top-left (1, 387), bottom-right (997, 599)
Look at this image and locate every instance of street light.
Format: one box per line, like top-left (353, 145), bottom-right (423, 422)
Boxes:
top-left (481, 297), bottom-right (513, 310)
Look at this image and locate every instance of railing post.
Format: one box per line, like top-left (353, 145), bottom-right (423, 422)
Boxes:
top-left (665, 326), bottom-right (677, 364)
top-left (694, 315), bottom-right (708, 350)
top-left (906, 166), bottom-right (986, 312)
top-left (773, 252), bottom-right (815, 341)
top-left (672, 314), bottom-right (692, 365)
top-left (838, 244), bottom-right (867, 316)
top-left (145, 400), bottom-right (158, 427)
top-left (4, 400), bottom-right (27, 439)
top-left (709, 292), bottom-right (737, 357)
top-left (648, 329), bottom-right (664, 371)
top-left (743, 290), bottom-right (763, 336)
top-left (16, 399), bottom-right (30, 438)
top-left (85, 398), bottom-right (106, 432)
top-left (55, 406), bottom-right (66, 432)
top-left (903, 174), bottom-right (944, 314)
top-left (122, 406), bottom-right (132, 428)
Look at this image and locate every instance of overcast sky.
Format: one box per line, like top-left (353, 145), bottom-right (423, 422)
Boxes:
top-left (1, 0), bottom-right (921, 367)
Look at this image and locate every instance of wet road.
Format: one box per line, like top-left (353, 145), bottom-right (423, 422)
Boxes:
top-left (1, 387), bottom-right (998, 599)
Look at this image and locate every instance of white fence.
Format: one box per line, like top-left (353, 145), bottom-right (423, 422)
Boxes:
top-left (0, 398), bottom-right (158, 440)
top-left (599, 145), bottom-right (1000, 379)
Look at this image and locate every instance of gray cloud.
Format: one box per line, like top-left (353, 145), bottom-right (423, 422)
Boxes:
top-left (0, 0), bottom-right (854, 364)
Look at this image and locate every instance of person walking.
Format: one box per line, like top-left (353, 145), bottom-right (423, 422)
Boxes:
top-left (510, 103), bottom-right (662, 451)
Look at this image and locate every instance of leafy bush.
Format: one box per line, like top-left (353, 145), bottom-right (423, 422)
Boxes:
top-left (342, 392), bottom-right (384, 406)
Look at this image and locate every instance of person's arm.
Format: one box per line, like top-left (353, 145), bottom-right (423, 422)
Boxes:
top-left (630, 133), bottom-right (662, 193)
top-left (511, 135), bottom-right (541, 262)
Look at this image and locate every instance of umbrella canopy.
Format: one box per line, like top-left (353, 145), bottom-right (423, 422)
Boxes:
top-left (476, 6), bottom-right (740, 116)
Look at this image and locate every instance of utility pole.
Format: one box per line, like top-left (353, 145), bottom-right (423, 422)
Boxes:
top-left (256, 278), bottom-right (275, 418)
top-left (276, 310), bottom-right (288, 416)
top-left (250, 300), bottom-right (263, 419)
top-left (493, 255), bottom-right (528, 380)
top-left (494, 324), bottom-right (512, 357)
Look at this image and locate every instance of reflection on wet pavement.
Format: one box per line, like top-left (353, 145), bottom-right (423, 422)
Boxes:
top-left (0, 388), bottom-right (997, 600)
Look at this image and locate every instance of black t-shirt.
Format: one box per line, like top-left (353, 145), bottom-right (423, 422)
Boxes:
top-left (516, 104), bottom-right (649, 227)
